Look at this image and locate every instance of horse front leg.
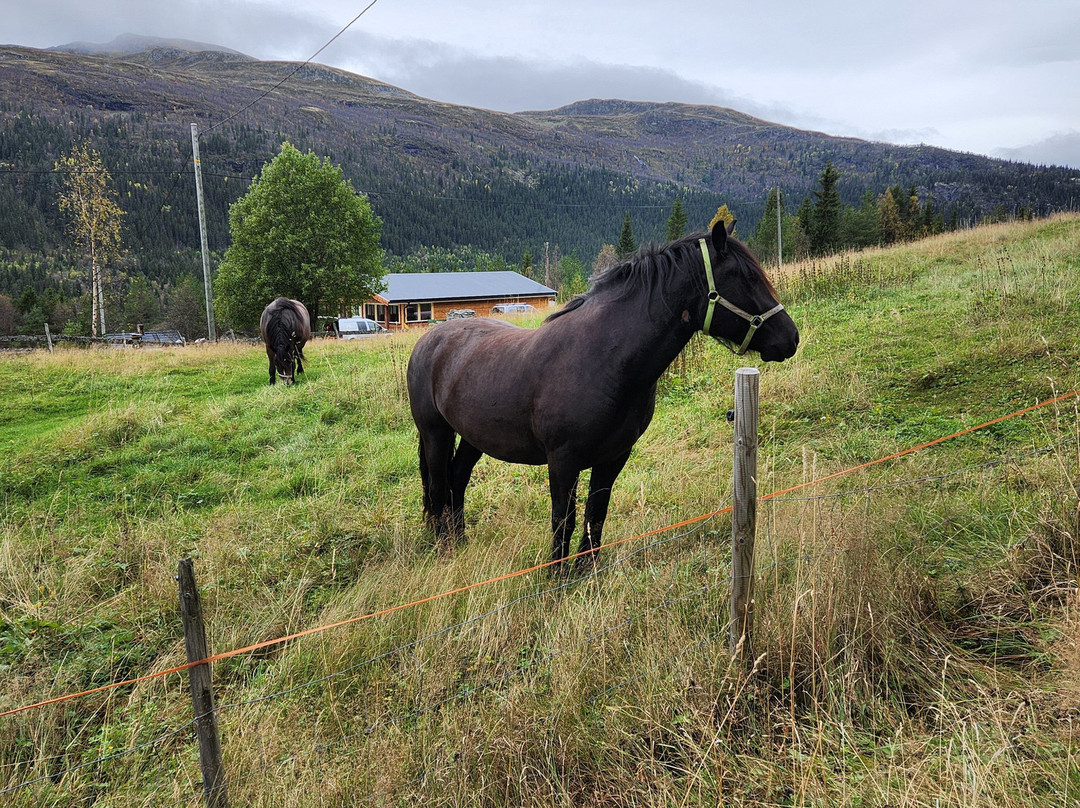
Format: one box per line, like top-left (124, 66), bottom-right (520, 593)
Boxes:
top-left (547, 460), bottom-right (580, 574)
top-left (578, 451), bottom-right (632, 573)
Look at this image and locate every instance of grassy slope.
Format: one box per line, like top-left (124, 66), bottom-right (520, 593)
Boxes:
top-left (1, 215), bottom-right (1079, 806)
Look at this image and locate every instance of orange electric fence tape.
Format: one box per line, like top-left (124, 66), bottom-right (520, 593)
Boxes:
top-left (2, 387), bottom-right (1078, 720)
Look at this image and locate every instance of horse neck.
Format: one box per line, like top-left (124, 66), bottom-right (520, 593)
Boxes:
top-left (590, 267), bottom-right (702, 386)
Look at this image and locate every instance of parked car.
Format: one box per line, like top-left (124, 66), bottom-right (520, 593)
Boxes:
top-left (337, 317), bottom-right (388, 338)
top-left (491, 303), bottom-right (537, 315)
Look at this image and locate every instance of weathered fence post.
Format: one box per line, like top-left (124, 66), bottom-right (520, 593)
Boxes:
top-left (44, 323), bottom-right (53, 352)
top-left (177, 558), bottom-right (229, 808)
top-left (730, 367), bottom-right (759, 669)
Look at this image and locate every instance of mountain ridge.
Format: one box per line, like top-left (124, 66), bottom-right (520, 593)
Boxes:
top-left (0, 40), bottom-right (1076, 268)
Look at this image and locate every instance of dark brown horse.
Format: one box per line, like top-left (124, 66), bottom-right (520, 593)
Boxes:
top-left (260, 297), bottom-right (311, 385)
top-left (406, 220), bottom-right (799, 571)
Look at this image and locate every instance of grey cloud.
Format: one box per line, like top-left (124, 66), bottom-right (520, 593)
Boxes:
top-left (336, 31), bottom-right (826, 128)
top-left (995, 131), bottom-right (1080, 170)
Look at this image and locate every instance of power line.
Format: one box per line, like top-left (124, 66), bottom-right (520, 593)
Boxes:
top-left (203, 0), bottom-right (382, 134)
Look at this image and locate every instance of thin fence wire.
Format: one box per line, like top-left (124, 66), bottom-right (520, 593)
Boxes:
top-left (2, 426), bottom-right (1077, 802)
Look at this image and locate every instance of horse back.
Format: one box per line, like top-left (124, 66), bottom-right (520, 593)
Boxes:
top-left (407, 316), bottom-right (657, 466)
top-left (261, 297), bottom-right (311, 350)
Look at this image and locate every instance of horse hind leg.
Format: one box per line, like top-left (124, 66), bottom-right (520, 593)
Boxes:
top-left (448, 439), bottom-right (482, 543)
top-left (418, 427), bottom-right (456, 549)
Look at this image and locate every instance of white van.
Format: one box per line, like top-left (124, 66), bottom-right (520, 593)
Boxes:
top-left (337, 317), bottom-right (388, 338)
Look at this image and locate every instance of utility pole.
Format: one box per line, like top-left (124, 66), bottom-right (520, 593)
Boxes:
top-left (190, 124), bottom-right (217, 341)
top-left (776, 186), bottom-right (783, 271)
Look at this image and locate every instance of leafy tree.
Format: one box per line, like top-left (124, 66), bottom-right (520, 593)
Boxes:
top-left (709, 204), bottom-right (737, 236)
top-left (554, 254), bottom-right (589, 299)
top-left (665, 198), bottom-right (688, 242)
top-left (214, 142), bottom-right (383, 331)
top-left (0, 294), bottom-right (15, 336)
top-left (55, 140), bottom-right (125, 336)
top-left (878, 190), bottom-right (903, 245)
top-left (810, 161), bottom-right (842, 255)
top-left (123, 275), bottom-right (160, 330)
top-left (786, 216), bottom-right (812, 261)
top-left (592, 244), bottom-right (618, 277)
top-left (616, 212), bottom-right (637, 259)
top-left (163, 274), bottom-right (210, 341)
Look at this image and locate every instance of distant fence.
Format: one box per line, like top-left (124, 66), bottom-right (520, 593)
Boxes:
top-left (0, 333), bottom-right (107, 348)
top-left (1, 386), bottom-right (1078, 805)
top-left (0, 330), bottom-right (259, 350)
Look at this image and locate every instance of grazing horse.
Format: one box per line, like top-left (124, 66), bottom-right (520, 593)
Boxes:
top-left (406, 220), bottom-right (799, 571)
top-left (260, 297), bottom-right (311, 385)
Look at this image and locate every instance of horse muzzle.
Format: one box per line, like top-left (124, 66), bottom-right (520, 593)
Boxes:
top-left (754, 319), bottom-right (800, 362)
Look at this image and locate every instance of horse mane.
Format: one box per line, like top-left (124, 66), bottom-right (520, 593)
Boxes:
top-left (263, 298), bottom-right (305, 350)
top-left (545, 231), bottom-right (775, 324)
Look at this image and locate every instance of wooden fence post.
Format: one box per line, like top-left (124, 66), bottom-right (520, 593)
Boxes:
top-left (730, 367), bottom-right (759, 669)
top-left (177, 558), bottom-right (229, 808)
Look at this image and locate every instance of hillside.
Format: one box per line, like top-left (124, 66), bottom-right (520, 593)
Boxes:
top-left (1, 215), bottom-right (1079, 805)
top-left (1, 39), bottom-right (1077, 269)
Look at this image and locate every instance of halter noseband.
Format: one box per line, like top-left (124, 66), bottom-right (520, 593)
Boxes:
top-left (699, 238), bottom-right (785, 356)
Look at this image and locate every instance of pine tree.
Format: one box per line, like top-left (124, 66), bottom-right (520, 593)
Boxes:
top-left (810, 161), bottom-right (842, 255)
top-left (795, 196), bottom-right (814, 243)
top-left (752, 188), bottom-right (782, 263)
top-left (665, 197), bottom-right (688, 242)
top-left (842, 189), bottom-right (881, 248)
top-left (616, 212), bottom-right (637, 259)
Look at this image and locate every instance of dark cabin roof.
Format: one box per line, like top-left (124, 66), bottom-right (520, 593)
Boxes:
top-left (374, 271), bottom-right (556, 304)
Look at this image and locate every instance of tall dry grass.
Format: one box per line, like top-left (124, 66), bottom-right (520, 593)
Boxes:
top-left (2, 215), bottom-right (1080, 805)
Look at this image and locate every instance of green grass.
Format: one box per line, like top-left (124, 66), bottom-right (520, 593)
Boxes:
top-left (2, 215), bottom-right (1080, 806)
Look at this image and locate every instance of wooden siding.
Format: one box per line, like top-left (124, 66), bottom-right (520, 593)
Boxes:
top-left (362, 294), bottom-right (556, 330)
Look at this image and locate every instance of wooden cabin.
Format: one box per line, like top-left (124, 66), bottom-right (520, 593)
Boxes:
top-left (360, 271), bottom-right (557, 329)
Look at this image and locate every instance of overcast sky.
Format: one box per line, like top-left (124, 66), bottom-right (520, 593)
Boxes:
top-left (6, 0), bottom-right (1080, 169)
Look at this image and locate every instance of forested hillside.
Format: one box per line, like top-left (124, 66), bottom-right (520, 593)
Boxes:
top-left (1, 40), bottom-right (1077, 338)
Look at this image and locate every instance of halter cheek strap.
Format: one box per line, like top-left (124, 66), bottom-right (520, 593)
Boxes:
top-left (699, 238), bottom-right (786, 356)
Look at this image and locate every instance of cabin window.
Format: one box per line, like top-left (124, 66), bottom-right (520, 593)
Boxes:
top-left (405, 302), bottom-right (433, 323)
top-left (364, 303), bottom-right (399, 324)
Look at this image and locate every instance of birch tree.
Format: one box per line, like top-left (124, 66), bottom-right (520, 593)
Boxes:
top-left (55, 141), bottom-right (124, 336)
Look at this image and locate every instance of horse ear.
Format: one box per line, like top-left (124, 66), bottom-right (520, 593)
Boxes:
top-left (727, 219), bottom-right (737, 236)
top-left (711, 219), bottom-right (729, 254)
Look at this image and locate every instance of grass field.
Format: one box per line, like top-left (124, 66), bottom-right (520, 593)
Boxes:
top-left (2, 214), bottom-right (1080, 806)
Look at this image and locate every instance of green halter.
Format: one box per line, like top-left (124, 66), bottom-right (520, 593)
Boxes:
top-left (699, 238), bottom-right (785, 356)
